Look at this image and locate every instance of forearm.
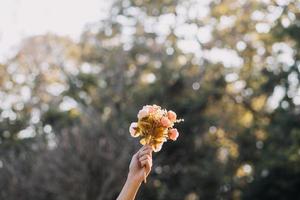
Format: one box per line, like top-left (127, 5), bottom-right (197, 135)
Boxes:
top-left (117, 174), bottom-right (142, 200)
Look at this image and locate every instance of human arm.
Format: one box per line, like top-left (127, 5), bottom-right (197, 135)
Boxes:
top-left (117, 145), bottom-right (153, 200)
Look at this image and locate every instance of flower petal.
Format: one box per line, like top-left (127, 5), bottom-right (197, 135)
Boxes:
top-left (140, 138), bottom-right (147, 145)
top-left (153, 142), bottom-right (163, 152)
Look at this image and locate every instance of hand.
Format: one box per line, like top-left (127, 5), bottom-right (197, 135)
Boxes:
top-left (117, 145), bottom-right (153, 200)
top-left (128, 145), bottom-right (153, 183)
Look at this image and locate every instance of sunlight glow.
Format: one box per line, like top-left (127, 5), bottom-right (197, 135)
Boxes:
top-left (0, 0), bottom-right (111, 63)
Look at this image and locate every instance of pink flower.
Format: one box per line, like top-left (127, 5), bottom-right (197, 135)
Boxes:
top-left (148, 106), bottom-right (156, 114)
top-left (167, 110), bottom-right (177, 122)
top-left (168, 128), bottom-right (179, 141)
top-left (144, 104), bottom-right (160, 114)
top-left (137, 108), bottom-right (149, 119)
top-left (160, 116), bottom-right (172, 127)
top-left (143, 105), bottom-right (151, 110)
top-left (129, 122), bottom-right (138, 137)
top-left (152, 104), bottom-right (161, 110)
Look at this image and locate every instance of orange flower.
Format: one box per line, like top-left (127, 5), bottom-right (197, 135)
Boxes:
top-left (130, 104), bottom-right (183, 152)
top-left (145, 104), bottom-right (161, 114)
top-left (160, 116), bottom-right (172, 127)
top-left (168, 128), bottom-right (179, 141)
top-left (148, 106), bottom-right (156, 114)
top-left (167, 110), bottom-right (177, 122)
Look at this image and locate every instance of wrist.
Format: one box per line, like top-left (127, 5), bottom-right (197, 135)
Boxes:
top-left (127, 172), bottom-right (143, 184)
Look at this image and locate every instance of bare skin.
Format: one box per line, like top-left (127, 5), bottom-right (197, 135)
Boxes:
top-left (117, 145), bottom-right (153, 200)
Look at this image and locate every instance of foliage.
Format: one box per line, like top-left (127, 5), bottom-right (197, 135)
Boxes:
top-left (0, 0), bottom-right (300, 199)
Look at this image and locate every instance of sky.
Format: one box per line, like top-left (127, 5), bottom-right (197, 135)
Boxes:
top-left (0, 0), bottom-right (111, 63)
top-left (0, 0), bottom-right (249, 68)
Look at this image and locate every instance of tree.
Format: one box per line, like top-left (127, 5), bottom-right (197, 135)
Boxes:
top-left (0, 0), bottom-right (299, 199)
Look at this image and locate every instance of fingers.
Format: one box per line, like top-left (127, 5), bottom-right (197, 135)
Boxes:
top-left (139, 153), bottom-right (152, 170)
top-left (140, 159), bottom-right (152, 173)
top-left (138, 145), bottom-right (153, 177)
top-left (138, 145), bottom-right (152, 157)
top-left (134, 144), bottom-right (149, 155)
top-left (133, 145), bottom-right (152, 166)
top-left (139, 148), bottom-right (152, 158)
top-left (139, 145), bottom-right (152, 152)
top-left (139, 154), bottom-right (151, 162)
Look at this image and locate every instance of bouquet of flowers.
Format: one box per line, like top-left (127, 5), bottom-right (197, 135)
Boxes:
top-left (129, 104), bottom-right (183, 152)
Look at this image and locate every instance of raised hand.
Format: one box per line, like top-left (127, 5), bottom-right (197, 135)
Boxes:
top-left (128, 145), bottom-right (153, 183)
top-left (117, 145), bottom-right (153, 200)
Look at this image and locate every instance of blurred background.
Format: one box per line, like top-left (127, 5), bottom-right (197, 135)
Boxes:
top-left (0, 0), bottom-right (300, 199)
